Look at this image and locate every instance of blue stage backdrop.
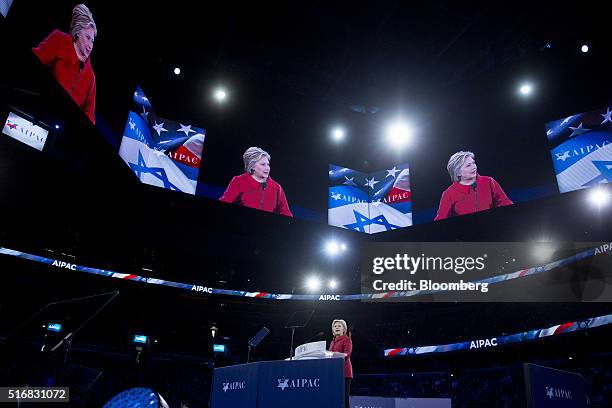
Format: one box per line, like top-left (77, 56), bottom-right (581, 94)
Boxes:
top-left (328, 164), bottom-right (412, 234)
top-left (119, 86), bottom-right (206, 195)
top-left (546, 104), bottom-right (612, 193)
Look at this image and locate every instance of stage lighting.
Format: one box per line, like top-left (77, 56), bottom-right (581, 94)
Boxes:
top-left (214, 88), bottom-right (227, 102)
top-left (341, 243), bottom-right (347, 251)
top-left (580, 44), bottom-right (589, 53)
top-left (133, 334), bottom-right (148, 344)
top-left (329, 279), bottom-right (338, 289)
top-left (519, 83), bottom-right (532, 96)
top-left (306, 276), bottom-right (321, 291)
top-left (587, 186), bottom-right (610, 208)
top-left (54, 124), bottom-right (61, 130)
top-left (531, 242), bottom-right (557, 264)
top-left (331, 127), bottom-right (345, 142)
top-left (325, 240), bottom-right (341, 256)
top-left (386, 121), bottom-right (413, 148)
top-left (173, 67), bottom-right (181, 75)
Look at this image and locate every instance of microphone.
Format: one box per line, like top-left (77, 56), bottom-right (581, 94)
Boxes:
top-left (261, 181), bottom-right (267, 190)
top-left (471, 182), bottom-right (477, 191)
top-left (304, 331), bottom-right (325, 343)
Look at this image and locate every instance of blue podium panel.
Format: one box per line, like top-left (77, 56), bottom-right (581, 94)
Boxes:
top-left (257, 358), bottom-right (344, 408)
top-left (210, 362), bottom-right (259, 408)
top-left (524, 363), bottom-right (586, 408)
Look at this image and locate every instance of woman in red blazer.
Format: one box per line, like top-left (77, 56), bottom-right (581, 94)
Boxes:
top-left (329, 319), bottom-right (352, 408)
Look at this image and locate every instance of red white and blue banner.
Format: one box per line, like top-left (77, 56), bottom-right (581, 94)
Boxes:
top-left (546, 105), bottom-right (612, 193)
top-left (384, 313), bottom-right (612, 357)
top-left (119, 86), bottom-right (206, 194)
top-left (328, 164), bottom-right (412, 234)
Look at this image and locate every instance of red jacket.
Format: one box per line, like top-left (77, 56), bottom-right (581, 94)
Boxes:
top-left (33, 30), bottom-right (96, 124)
top-left (329, 335), bottom-right (353, 378)
top-left (219, 172), bottom-right (293, 217)
top-left (434, 175), bottom-right (513, 221)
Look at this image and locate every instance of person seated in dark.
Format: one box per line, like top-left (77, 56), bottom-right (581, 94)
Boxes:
top-left (219, 147), bottom-right (293, 217)
top-left (435, 151), bottom-right (513, 220)
top-left (32, 4), bottom-right (97, 124)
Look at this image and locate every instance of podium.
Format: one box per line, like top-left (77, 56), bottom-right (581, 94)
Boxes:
top-left (210, 352), bottom-right (344, 408)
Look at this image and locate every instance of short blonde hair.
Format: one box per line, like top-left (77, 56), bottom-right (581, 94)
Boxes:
top-left (447, 151), bottom-right (475, 182)
top-left (70, 4), bottom-right (97, 41)
top-left (331, 319), bottom-right (347, 336)
top-left (243, 147), bottom-right (270, 174)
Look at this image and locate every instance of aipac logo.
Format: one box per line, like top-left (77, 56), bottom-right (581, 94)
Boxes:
top-left (545, 385), bottom-right (573, 400)
top-left (222, 381), bottom-right (245, 393)
top-left (276, 377), bottom-right (320, 391)
top-left (3, 111), bottom-right (49, 151)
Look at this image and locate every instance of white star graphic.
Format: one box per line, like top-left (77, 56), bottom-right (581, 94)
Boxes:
top-left (343, 177), bottom-right (357, 186)
top-left (386, 166), bottom-right (401, 178)
top-left (364, 177), bottom-right (379, 189)
top-left (177, 123), bottom-right (196, 136)
top-left (129, 119), bottom-right (136, 130)
top-left (556, 151), bottom-right (570, 161)
top-left (568, 122), bottom-right (589, 137)
top-left (277, 379), bottom-right (289, 391)
top-left (371, 199), bottom-right (382, 207)
top-left (331, 193), bottom-right (342, 200)
top-left (152, 121), bottom-right (168, 136)
top-left (601, 107), bottom-right (612, 125)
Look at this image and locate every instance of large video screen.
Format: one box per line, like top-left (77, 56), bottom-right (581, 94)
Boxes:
top-left (119, 86), bottom-right (206, 195)
top-left (2, 111), bottom-right (49, 151)
top-left (328, 164), bottom-right (412, 234)
top-left (546, 104), bottom-right (612, 193)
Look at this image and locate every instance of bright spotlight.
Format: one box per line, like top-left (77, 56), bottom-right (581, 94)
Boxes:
top-left (325, 240), bottom-right (341, 256)
top-left (306, 276), bottom-right (321, 291)
top-left (531, 242), bottom-right (557, 264)
top-left (329, 279), bottom-right (338, 290)
top-left (331, 127), bottom-right (345, 142)
top-left (54, 124), bottom-right (61, 130)
top-left (588, 187), bottom-right (610, 208)
top-left (214, 88), bottom-right (227, 102)
top-left (386, 121), bottom-right (413, 148)
top-left (341, 243), bottom-right (347, 251)
top-left (580, 44), bottom-right (589, 53)
top-left (519, 83), bottom-right (532, 95)
top-left (173, 67), bottom-right (181, 75)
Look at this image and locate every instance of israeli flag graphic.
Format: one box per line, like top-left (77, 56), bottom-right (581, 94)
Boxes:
top-left (119, 87), bottom-right (206, 195)
top-left (546, 105), bottom-right (612, 193)
top-left (328, 164), bottom-right (412, 234)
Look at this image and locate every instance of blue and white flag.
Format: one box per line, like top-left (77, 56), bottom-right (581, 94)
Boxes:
top-left (328, 163), bottom-right (412, 234)
top-left (546, 105), bottom-right (612, 193)
top-left (119, 87), bottom-right (206, 194)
